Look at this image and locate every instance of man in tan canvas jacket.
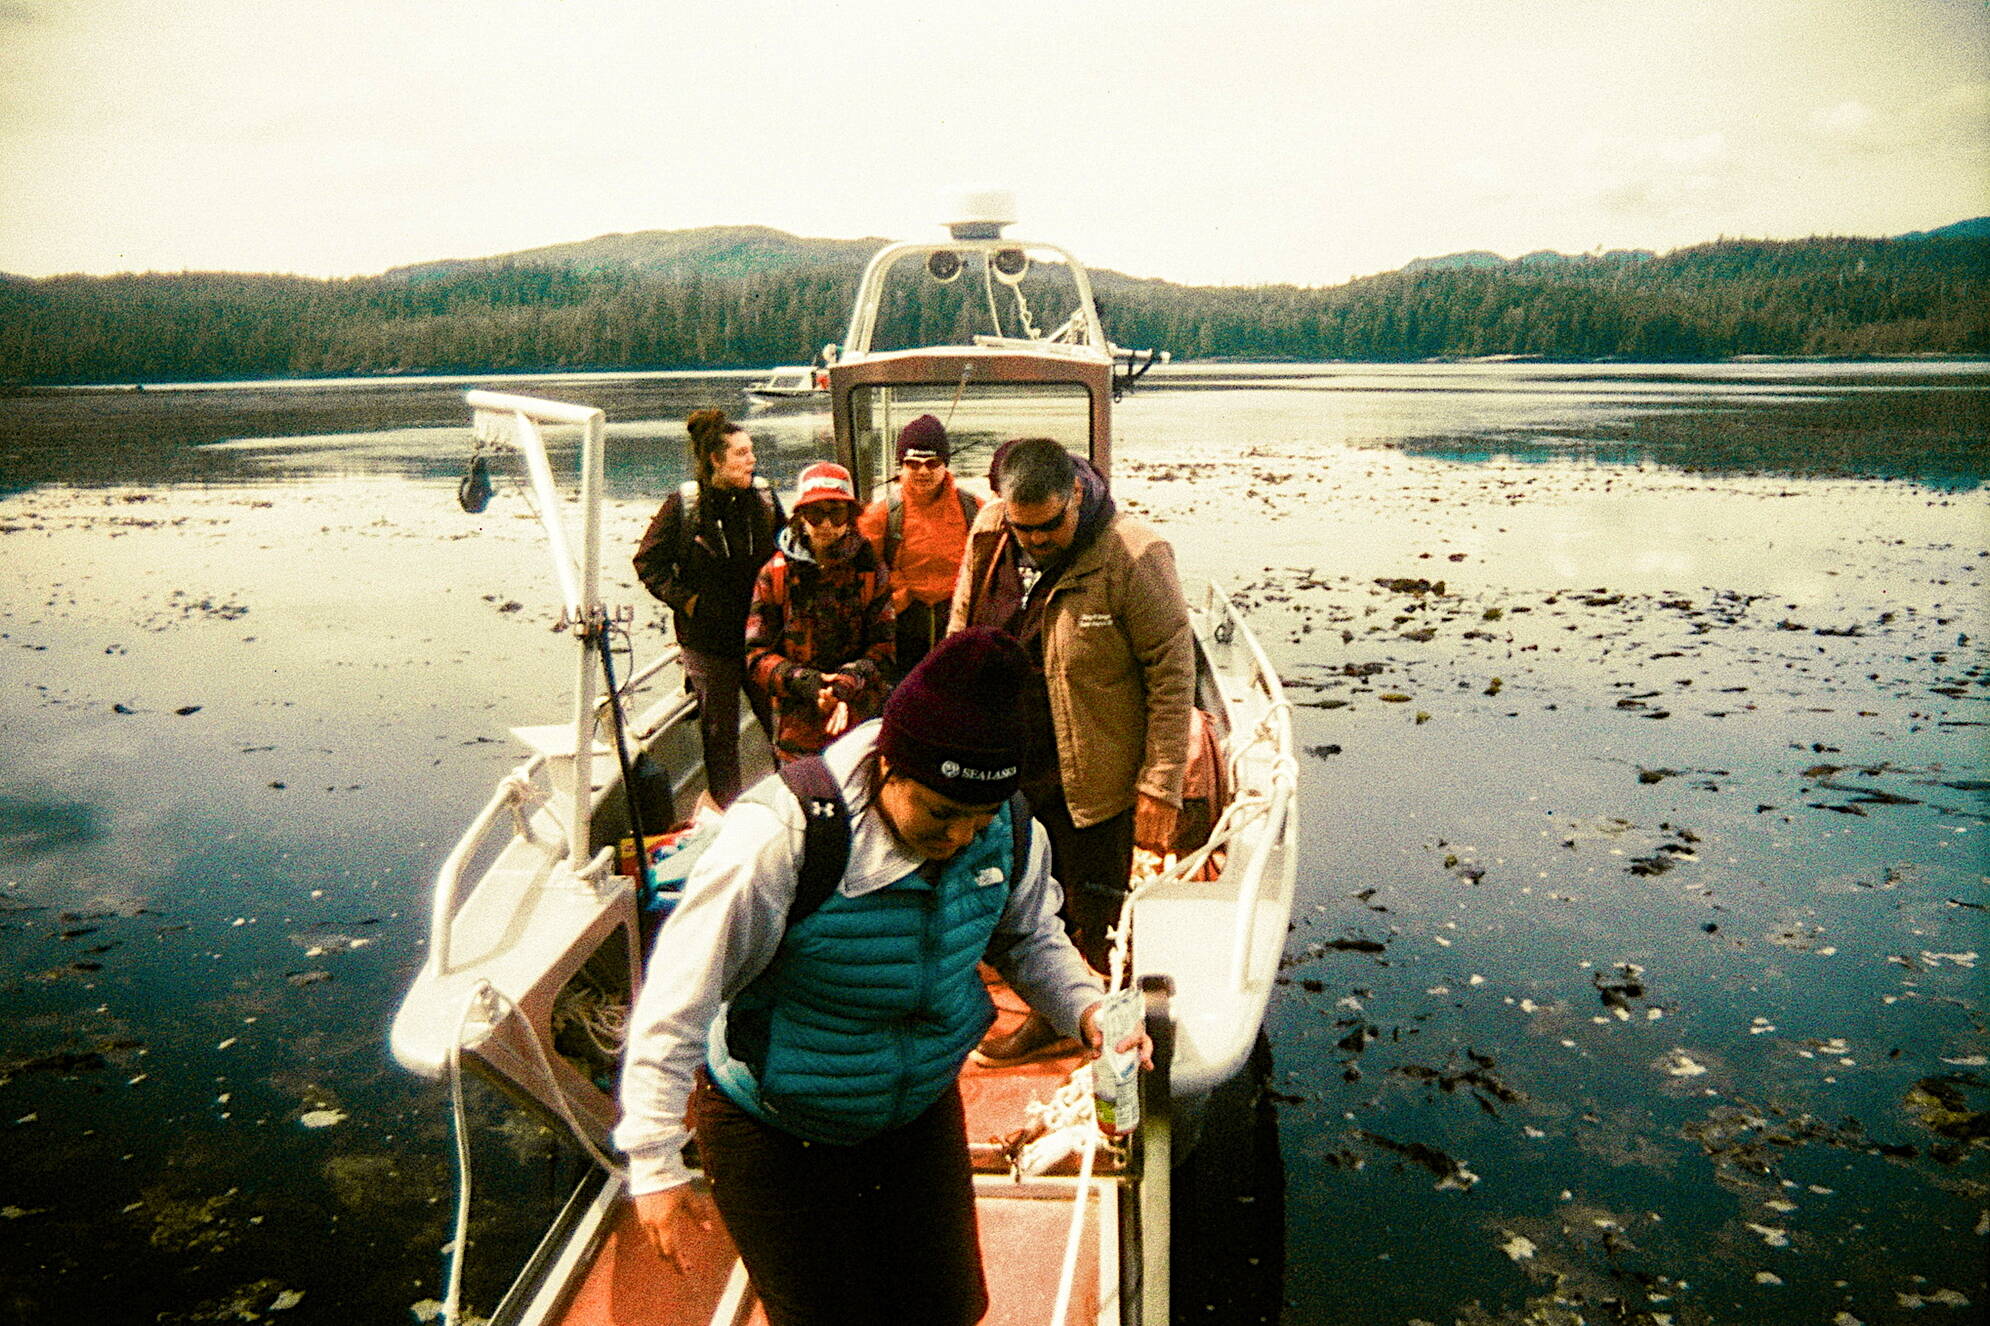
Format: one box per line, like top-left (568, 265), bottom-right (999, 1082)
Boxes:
top-left (951, 436), bottom-right (1195, 1062)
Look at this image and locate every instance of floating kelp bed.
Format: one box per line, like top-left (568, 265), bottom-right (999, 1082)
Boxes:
top-left (1221, 548), bottom-right (1986, 1323)
top-left (2, 367), bottom-right (1984, 1324)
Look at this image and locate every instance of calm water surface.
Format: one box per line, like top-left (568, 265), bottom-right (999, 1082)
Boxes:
top-left (0, 363), bottom-right (1984, 1325)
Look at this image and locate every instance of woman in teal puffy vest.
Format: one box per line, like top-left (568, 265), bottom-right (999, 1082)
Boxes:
top-left (615, 629), bottom-right (1143, 1326)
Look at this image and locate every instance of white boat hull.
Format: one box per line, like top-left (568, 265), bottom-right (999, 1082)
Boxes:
top-left (1130, 587), bottom-right (1296, 1110)
top-left (391, 591), bottom-right (1293, 1125)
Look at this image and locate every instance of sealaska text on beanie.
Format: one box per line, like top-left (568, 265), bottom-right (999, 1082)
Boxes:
top-left (877, 627), bottom-right (1025, 803)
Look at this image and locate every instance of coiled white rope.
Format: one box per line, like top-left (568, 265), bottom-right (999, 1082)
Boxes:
top-left (554, 980), bottom-right (630, 1059)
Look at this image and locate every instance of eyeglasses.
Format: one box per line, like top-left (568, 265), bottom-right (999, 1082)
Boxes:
top-left (799, 505), bottom-right (851, 525)
top-left (901, 456), bottom-right (947, 471)
top-left (1004, 497), bottom-right (1072, 536)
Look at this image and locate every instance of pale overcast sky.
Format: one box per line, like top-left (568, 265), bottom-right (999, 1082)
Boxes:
top-left (1, 0), bottom-right (1984, 286)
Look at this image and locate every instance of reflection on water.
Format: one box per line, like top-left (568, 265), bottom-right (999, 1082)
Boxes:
top-left (1173, 1034), bottom-right (1287, 1323)
top-left (0, 795), bottom-right (104, 854)
top-left (5, 360), bottom-right (1984, 495)
top-left (1127, 360), bottom-right (1989, 488)
top-left (0, 365), bottom-right (1982, 1325)
top-left (0, 370), bottom-right (839, 496)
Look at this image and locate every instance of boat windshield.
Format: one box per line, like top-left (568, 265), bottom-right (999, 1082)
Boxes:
top-left (847, 380), bottom-right (1093, 498)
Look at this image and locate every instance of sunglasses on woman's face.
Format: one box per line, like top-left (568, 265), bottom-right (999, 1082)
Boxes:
top-left (799, 505), bottom-right (850, 525)
top-left (901, 456), bottom-right (946, 471)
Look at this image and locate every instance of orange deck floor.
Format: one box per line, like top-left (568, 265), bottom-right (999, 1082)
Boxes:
top-left (553, 972), bottom-right (1112, 1326)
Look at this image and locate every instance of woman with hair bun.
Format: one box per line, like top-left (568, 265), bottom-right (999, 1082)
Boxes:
top-left (634, 409), bottom-right (785, 807)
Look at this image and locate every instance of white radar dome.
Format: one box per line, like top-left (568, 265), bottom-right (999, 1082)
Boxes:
top-left (945, 188), bottom-right (1018, 240)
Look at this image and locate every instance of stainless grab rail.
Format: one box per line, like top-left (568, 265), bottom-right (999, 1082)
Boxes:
top-left (427, 756), bottom-right (550, 976)
top-left (1223, 768), bottom-right (1295, 995)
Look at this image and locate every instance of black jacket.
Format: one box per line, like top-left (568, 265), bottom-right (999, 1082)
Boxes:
top-left (633, 478), bottom-right (784, 656)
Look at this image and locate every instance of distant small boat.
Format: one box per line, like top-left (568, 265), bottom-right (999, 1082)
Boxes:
top-left (741, 364), bottom-right (827, 405)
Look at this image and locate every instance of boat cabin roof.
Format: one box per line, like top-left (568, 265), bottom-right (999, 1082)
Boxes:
top-left (827, 233), bottom-right (1117, 503)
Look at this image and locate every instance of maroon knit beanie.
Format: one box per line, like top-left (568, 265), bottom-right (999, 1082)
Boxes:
top-left (896, 414), bottom-right (950, 463)
top-left (877, 628), bottom-right (1025, 804)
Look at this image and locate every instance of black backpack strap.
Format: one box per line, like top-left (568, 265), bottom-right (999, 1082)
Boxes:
top-left (777, 755), bottom-right (852, 932)
top-left (883, 493), bottom-right (904, 567)
top-left (777, 761), bottom-right (1030, 943)
top-left (886, 489), bottom-right (980, 568)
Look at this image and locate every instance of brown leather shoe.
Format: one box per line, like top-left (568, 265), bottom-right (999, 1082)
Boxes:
top-left (971, 1012), bottom-right (1079, 1066)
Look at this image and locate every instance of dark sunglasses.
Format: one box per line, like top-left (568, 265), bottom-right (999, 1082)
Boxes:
top-left (1005, 497), bottom-right (1072, 536)
top-left (799, 504), bottom-right (852, 525)
top-left (901, 455), bottom-right (947, 471)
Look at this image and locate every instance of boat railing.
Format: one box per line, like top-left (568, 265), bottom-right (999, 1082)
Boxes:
top-left (1129, 752), bottom-right (1291, 996)
top-left (617, 645), bottom-right (680, 693)
top-left (840, 237), bottom-right (1108, 358)
top-left (1222, 588), bottom-right (1297, 993)
top-left (1208, 582), bottom-right (1296, 993)
top-left (427, 744), bottom-right (620, 979)
top-left (464, 389), bottom-right (608, 868)
top-left (1119, 585), bottom-right (1296, 994)
top-left (1221, 764), bottom-right (1295, 995)
top-left (425, 628), bottom-right (685, 980)
top-left (603, 643), bottom-right (694, 744)
top-left (428, 758), bottom-right (552, 977)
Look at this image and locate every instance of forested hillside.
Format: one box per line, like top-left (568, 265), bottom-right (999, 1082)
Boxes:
top-left (1, 227), bottom-right (1983, 384)
top-left (1094, 235), bottom-right (1989, 362)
